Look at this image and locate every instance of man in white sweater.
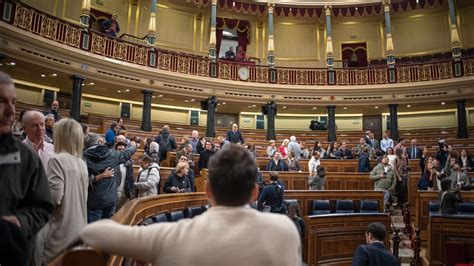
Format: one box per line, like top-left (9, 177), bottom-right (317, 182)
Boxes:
top-left (81, 144), bottom-right (301, 265)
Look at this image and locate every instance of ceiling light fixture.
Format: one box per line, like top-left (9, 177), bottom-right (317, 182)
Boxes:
top-left (125, 89), bottom-right (130, 92)
top-left (374, 106), bottom-right (379, 109)
top-left (343, 106), bottom-right (348, 110)
top-left (407, 104), bottom-right (411, 108)
top-left (312, 107), bottom-right (317, 110)
top-left (117, 90), bottom-right (121, 93)
top-left (51, 73), bottom-right (57, 77)
top-left (9, 62), bottom-right (16, 66)
top-left (282, 106), bottom-right (287, 109)
top-left (89, 82), bottom-right (95, 85)
top-left (40, 74), bottom-right (46, 78)
top-left (441, 102), bottom-right (445, 105)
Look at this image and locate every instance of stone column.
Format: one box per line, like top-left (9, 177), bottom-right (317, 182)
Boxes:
top-left (389, 104), bottom-right (399, 141)
top-left (208, 0), bottom-right (218, 77)
top-left (457, 99), bottom-right (468, 138)
top-left (147, 0), bottom-right (157, 47)
top-left (267, 3), bottom-right (275, 68)
top-left (448, 0), bottom-right (461, 60)
top-left (141, 90), bottom-right (153, 132)
top-left (325, 5), bottom-right (335, 85)
top-left (327, 105), bottom-right (336, 142)
top-left (70, 75), bottom-right (85, 122)
top-left (80, 0), bottom-right (91, 28)
top-left (383, 1), bottom-right (397, 82)
top-left (206, 96), bottom-right (218, 137)
top-left (265, 101), bottom-right (277, 141)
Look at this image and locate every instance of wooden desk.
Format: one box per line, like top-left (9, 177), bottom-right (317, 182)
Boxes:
top-left (427, 214), bottom-right (474, 266)
top-left (304, 213), bottom-right (390, 265)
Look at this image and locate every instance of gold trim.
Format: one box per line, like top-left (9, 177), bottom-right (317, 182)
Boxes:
top-left (53, 0), bottom-right (58, 17)
top-left (134, 0), bottom-right (140, 36)
top-left (199, 14), bottom-right (205, 53)
top-left (13, 79), bottom-right (60, 92)
top-left (127, 0), bottom-right (132, 34)
top-left (255, 23), bottom-right (259, 58)
top-left (380, 20), bottom-right (385, 58)
top-left (382, 109), bottom-right (458, 116)
top-left (193, 13), bottom-right (197, 52)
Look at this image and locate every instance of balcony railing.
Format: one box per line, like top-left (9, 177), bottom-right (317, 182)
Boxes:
top-left (2, 1), bottom-right (474, 86)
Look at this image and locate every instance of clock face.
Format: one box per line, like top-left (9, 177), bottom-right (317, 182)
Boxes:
top-left (238, 66), bottom-right (249, 81)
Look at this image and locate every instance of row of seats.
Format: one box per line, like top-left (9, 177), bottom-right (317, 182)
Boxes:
top-left (313, 199), bottom-right (379, 215)
top-left (428, 201), bottom-right (474, 215)
top-left (138, 206), bottom-right (209, 226)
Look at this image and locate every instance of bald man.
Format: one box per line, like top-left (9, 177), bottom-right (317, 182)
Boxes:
top-left (22, 110), bottom-right (55, 169)
top-left (226, 123), bottom-right (244, 144)
top-left (44, 100), bottom-right (61, 122)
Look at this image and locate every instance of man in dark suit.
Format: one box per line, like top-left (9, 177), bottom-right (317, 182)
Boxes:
top-left (266, 151), bottom-right (288, 171)
top-left (226, 123), bottom-right (244, 144)
top-left (352, 222), bottom-right (399, 266)
top-left (407, 139), bottom-right (422, 159)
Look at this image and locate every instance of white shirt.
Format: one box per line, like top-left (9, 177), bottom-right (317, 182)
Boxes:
top-left (380, 137), bottom-right (393, 152)
top-left (23, 137), bottom-right (55, 170)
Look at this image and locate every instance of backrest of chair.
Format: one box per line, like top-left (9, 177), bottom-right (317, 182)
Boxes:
top-left (201, 205), bottom-right (210, 213)
top-left (428, 201), bottom-right (440, 213)
top-left (151, 213), bottom-right (168, 223)
top-left (138, 217), bottom-right (154, 226)
top-left (360, 200), bottom-right (379, 213)
top-left (313, 200), bottom-right (331, 215)
top-left (167, 210), bottom-right (184, 222)
top-left (184, 206), bottom-right (203, 218)
top-left (457, 202), bottom-right (474, 215)
top-left (336, 200), bottom-right (354, 213)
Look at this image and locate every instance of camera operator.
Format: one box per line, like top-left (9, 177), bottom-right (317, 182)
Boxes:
top-left (439, 178), bottom-right (463, 215)
top-left (448, 163), bottom-right (471, 191)
top-left (258, 171), bottom-right (286, 214)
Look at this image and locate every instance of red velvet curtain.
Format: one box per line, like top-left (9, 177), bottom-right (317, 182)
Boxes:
top-left (341, 43), bottom-right (368, 67)
top-left (216, 17), bottom-right (250, 57)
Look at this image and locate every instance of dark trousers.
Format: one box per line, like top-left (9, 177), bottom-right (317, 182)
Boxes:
top-left (396, 177), bottom-right (408, 206)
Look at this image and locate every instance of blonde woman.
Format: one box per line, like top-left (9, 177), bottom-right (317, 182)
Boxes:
top-left (35, 119), bottom-right (88, 264)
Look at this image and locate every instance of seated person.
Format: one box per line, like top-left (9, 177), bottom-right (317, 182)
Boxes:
top-left (235, 45), bottom-right (247, 61)
top-left (163, 162), bottom-right (192, 193)
top-left (266, 151), bottom-right (288, 171)
top-left (80, 144), bottom-right (301, 265)
top-left (352, 222), bottom-right (399, 266)
top-left (224, 47), bottom-right (235, 60)
top-left (258, 172), bottom-right (286, 214)
top-left (439, 178), bottom-right (463, 214)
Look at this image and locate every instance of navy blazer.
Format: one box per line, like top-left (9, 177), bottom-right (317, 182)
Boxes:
top-left (407, 146), bottom-right (422, 159)
top-left (266, 159), bottom-right (288, 171)
top-left (226, 130), bottom-right (244, 144)
top-left (352, 242), bottom-right (399, 266)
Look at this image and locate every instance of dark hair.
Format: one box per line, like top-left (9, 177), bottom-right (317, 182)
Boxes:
top-left (269, 171), bottom-right (279, 181)
top-left (441, 178), bottom-right (452, 191)
top-left (81, 123), bottom-right (89, 135)
top-left (115, 141), bottom-right (126, 150)
top-left (362, 147), bottom-right (370, 153)
top-left (110, 122), bottom-right (117, 129)
top-left (140, 154), bottom-right (151, 163)
top-left (208, 144), bottom-right (257, 206)
top-left (366, 222), bottom-right (386, 241)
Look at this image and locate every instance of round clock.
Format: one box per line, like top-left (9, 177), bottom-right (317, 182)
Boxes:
top-left (238, 66), bottom-right (249, 81)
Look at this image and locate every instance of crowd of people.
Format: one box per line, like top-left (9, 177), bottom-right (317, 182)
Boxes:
top-left (1, 67), bottom-right (471, 265)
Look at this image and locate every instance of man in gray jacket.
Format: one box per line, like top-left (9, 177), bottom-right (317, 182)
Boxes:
top-left (370, 156), bottom-right (396, 209)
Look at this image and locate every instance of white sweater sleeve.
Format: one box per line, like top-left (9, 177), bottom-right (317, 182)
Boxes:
top-left (80, 219), bottom-right (171, 263)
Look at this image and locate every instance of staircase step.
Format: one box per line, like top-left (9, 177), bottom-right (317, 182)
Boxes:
top-left (398, 248), bottom-right (414, 263)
